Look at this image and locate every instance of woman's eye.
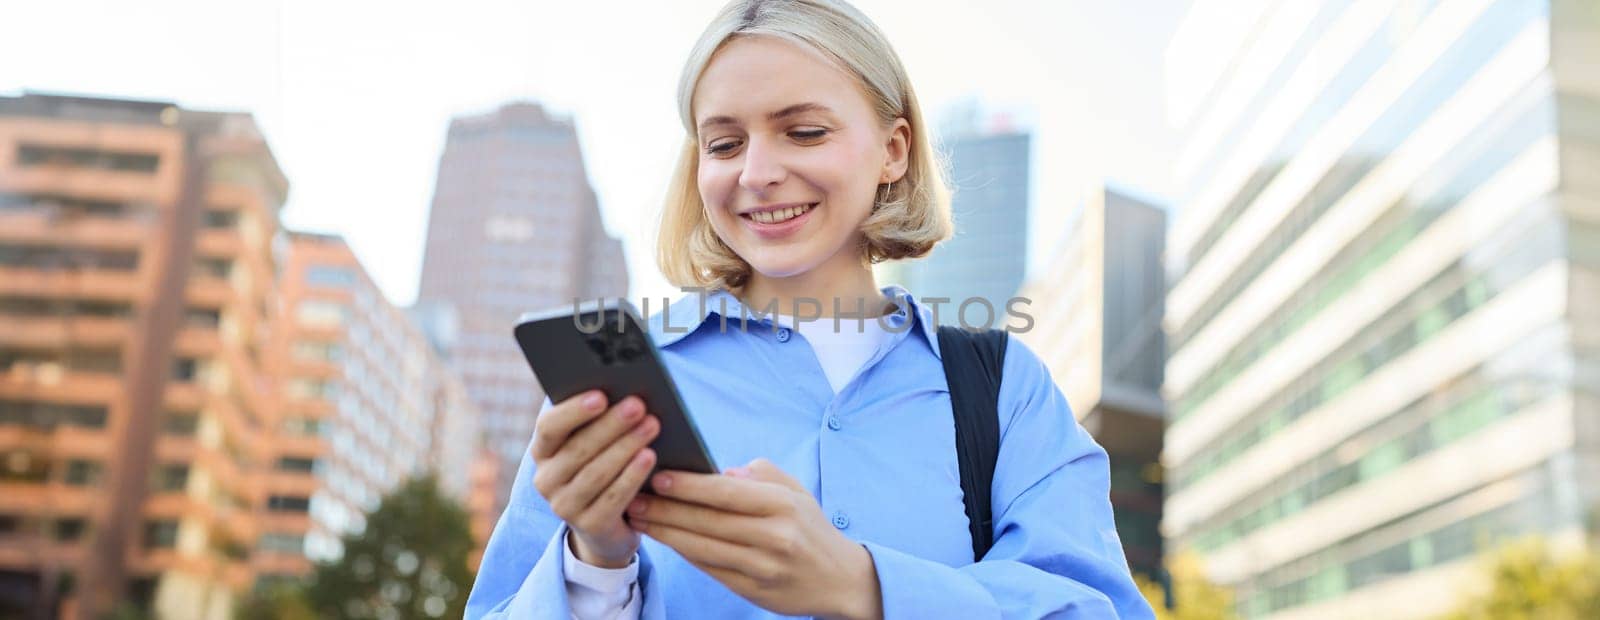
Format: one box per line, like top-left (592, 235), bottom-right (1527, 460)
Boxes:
top-left (791, 129), bottom-right (827, 141)
top-left (705, 140), bottom-right (740, 155)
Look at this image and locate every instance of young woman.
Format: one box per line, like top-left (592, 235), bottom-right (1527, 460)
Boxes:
top-left (468, 1), bottom-right (1152, 618)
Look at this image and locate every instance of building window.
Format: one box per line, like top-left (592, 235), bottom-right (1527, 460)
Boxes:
top-left (0, 451), bottom-right (49, 483)
top-left (171, 358), bottom-right (199, 382)
top-left (143, 520), bottom-right (178, 549)
top-left (202, 209), bottom-right (239, 230)
top-left (296, 300), bottom-right (346, 328)
top-left (258, 532), bottom-right (305, 554)
top-left (153, 464), bottom-right (189, 492)
top-left (0, 245), bottom-right (139, 271)
top-left (287, 378), bottom-right (339, 401)
top-left (276, 457), bottom-right (317, 474)
top-left (163, 411), bottom-right (199, 436)
top-left (54, 518), bottom-right (86, 542)
top-left (281, 417), bottom-right (322, 436)
top-left (184, 308), bottom-right (221, 329)
top-left (16, 144), bottom-right (160, 173)
top-left (193, 257), bottom-right (233, 280)
top-left (305, 266), bottom-right (357, 288)
top-left (62, 459), bottom-right (102, 486)
top-left (267, 495), bottom-right (311, 513)
top-left (291, 341), bottom-right (342, 363)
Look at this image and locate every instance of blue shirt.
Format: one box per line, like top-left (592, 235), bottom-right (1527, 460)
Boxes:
top-left (467, 286), bottom-right (1154, 619)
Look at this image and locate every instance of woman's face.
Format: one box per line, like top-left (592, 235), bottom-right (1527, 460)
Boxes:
top-left (692, 35), bottom-right (908, 281)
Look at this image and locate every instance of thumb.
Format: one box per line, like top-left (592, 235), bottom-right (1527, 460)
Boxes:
top-left (734, 458), bottom-right (805, 492)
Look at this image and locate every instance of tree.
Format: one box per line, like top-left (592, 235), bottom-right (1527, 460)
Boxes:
top-left (1439, 536), bottom-right (1600, 620)
top-left (303, 473), bottom-right (476, 619)
top-left (1136, 552), bottom-right (1239, 620)
top-left (235, 585), bottom-right (316, 620)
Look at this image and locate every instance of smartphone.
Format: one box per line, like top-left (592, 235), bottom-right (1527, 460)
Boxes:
top-left (514, 298), bottom-right (719, 476)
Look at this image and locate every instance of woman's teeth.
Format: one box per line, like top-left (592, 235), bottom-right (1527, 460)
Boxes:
top-left (749, 203), bottom-right (814, 224)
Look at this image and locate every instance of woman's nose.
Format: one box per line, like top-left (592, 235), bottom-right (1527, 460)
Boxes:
top-left (738, 135), bottom-right (787, 193)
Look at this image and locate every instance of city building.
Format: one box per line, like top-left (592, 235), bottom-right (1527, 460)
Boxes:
top-left (260, 232), bottom-right (484, 584)
top-left (0, 93), bottom-right (287, 619)
top-left (890, 119), bottom-right (1030, 320)
top-left (415, 102), bottom-right (629, 516)
top-left (1161, 1), bottom-right (1599, 617)
top-left (1017, 184), bottom-right (1167, 579)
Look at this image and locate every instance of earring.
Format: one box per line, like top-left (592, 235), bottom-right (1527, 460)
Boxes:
top-left (877, 180), bottom-right (893, 210)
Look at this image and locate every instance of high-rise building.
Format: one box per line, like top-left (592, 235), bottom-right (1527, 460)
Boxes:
top-left (416, 102), bottom-right (630, 515)
top-left (891, 124), bottom-right (1030, 319)
top-left (0, 93), bottom-right (287, 619)
top-left (1017, 184), bottom-right (1167, 579)
top-left (259, 232), bottom-right (484, 584)
top-left (1161, 1), bottom-right (1599, 617)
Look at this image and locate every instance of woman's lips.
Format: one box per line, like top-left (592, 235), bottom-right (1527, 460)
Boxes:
top-left (740, 202), bottom-right (817, 240)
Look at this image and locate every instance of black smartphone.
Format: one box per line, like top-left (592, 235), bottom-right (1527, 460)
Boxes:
top-left (514, 298), bottom-right (719, 476)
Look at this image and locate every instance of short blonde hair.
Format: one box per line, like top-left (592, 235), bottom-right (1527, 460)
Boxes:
top-left (656, 0), bottom-right (953, 291)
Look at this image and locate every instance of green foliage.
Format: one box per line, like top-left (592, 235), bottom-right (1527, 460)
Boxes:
top-left (242, 473), bottom-right (476, 619)
top-left (1439, 537), bottom-right (1600, 620)
top-left (1136, 552), bottom-right (1240, 620)
top-left (235, 585), bottom-right (316, 620)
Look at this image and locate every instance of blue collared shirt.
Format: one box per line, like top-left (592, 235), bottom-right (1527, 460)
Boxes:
top-left (467, 286), bottom-right (1154, 619)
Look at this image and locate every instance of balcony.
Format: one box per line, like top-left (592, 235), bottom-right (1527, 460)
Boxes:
top-left (0, 265), bottom-right (144, 302)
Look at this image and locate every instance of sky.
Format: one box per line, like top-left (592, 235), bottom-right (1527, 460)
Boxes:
top-left (1, 0), bottom-right (1190, 306)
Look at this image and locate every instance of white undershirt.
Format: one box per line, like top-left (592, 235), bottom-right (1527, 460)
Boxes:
top-left (564, 308), bottom-right (894, 617)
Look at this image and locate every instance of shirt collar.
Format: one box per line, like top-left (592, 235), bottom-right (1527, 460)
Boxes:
top-left (646, 284), bottom-right (942, 359)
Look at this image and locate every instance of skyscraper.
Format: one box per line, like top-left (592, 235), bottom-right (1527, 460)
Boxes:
top-left (416, 102), bottom-right (629, 515)
top-left (1018, 184), bottom-right (1167, 579)
top-left (1162, 1), bottom-right (1599, 617)
top-left (891, 123), bottom-right (1030, 318)
top-left (0, 93), bottom-right (286, 619)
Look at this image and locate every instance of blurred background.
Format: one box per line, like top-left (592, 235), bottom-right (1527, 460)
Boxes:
top-left (0, 0), bottom-right (1596, 618)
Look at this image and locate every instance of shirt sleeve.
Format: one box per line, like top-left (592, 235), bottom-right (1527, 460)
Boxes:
top-left (465, 398), bottom-right (657, 619)
top-left (860, 338), bottom-right (1157, 619)
top-left (564, 529), bottom-right (643, 619)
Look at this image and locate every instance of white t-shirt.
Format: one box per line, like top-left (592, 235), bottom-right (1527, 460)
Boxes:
top-left (564, 308), bottom-right (894, 618)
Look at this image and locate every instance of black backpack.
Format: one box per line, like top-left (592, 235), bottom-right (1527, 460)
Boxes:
top-left (935, 325), bottom-right (1008, 563)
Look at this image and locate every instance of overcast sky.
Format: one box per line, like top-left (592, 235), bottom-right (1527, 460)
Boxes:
top-left (2, 0), bottom-right (1190, 306)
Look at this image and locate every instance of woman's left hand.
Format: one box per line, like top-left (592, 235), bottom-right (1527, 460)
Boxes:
top-left (627, 458), bottom-right (884, 620)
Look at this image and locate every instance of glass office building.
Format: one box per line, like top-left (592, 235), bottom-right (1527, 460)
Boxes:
top-left (1161, 0), bottom-right (1599, 617)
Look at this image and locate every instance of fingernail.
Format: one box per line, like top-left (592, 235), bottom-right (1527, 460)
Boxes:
top-left (628, 498), bottom-right (648, 515)
top-left (634, 418), bottom-right (655, 435)
top-left (725, 466), bottom-right (750, 478)
top-left (652, 472), bottom-right (672, 491)
top-left (583, 392), bottom-right (605, 411)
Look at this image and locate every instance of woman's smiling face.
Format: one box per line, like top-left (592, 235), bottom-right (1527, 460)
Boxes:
top-left (692, 34), bottom-right (907, 281)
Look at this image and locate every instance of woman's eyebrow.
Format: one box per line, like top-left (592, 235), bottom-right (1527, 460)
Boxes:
top-left (698, 102), bottom-right (835, 131)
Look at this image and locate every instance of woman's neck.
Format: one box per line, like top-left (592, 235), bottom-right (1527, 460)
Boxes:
top-left (737, 258), bottom-right (891, 319)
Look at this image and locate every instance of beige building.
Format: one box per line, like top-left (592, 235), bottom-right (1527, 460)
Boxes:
top-left (1162, 1), bottom-right (1600, 617)
top-left (0, 93), bottom-right (287, 619)
top-left (260, 232), bottom-right (485, 584)
top-left (1017, 184), bottom-right (1168, 579)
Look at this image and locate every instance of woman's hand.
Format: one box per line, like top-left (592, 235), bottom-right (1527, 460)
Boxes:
top-left (627, 458), bottom-right (884, 620)
top-left (530, 390), bottom-right (661, 569)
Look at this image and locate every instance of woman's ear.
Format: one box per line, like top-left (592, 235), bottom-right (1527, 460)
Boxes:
top-left (881, 117), bottom-right (911, 184)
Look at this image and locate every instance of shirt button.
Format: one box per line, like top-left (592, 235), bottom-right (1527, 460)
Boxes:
top-left (831, 511), bottom-right (850, 529)
top-left (776, 327), bottom-right (791, 342)
top-left (827, 415), bottom-right (842, 431)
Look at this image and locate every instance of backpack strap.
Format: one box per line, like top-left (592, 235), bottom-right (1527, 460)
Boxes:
top-left (936, 325), bottom-right (1008, 562)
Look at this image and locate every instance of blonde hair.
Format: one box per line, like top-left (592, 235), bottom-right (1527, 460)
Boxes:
top-left (656, 0), bottom-right (953, 291)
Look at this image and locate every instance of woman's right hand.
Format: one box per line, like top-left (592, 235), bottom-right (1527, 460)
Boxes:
top-left (530, 390), bottom-right (661, 569)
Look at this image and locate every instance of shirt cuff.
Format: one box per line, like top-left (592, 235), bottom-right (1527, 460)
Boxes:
top-left (861, 541), bottom-right (995, 619)
top-left (563, 529), bottom-right (640, 611)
